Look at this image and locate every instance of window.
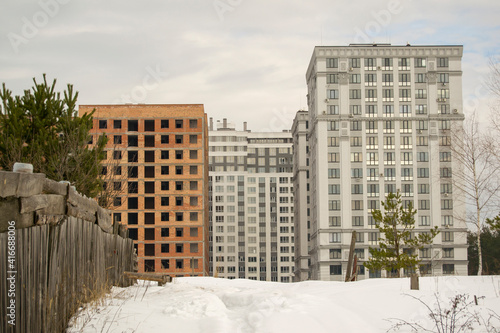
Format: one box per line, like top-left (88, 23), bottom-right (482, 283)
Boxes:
top-left (353, 216), bottom-right (364, 227)
top-left (366, 105), bottom-right (377, 117)
top-left (161, 212), bottom-right (169, 222)
top-left (440, 136), bottom-right (451, 146)
top-left (143, 135), bottom-right (154, 147)
top-left (161, 119), bottom-right (169, 128)
top-left (350, 58), bottom-right (360, 68)
top-left (175, 135), bottom-right (183, 144)
top-left (399, 58), bottom-right (409, 68)
top-left (419, 200), bottom-right (430, 210)
top-left (329, 168), bottom-right (341, 178)
top-left (442, 231), bottom-right (454, 242)
top-left (382, 73), bottom-right (393, 85)
top-left (128, 135), bottom-right (138, 147)
top-left (415, 58), bottom-right (426, 68)
top-left (329, 105), bottom-right (340, 115)
top-left (144, 119), bottom-right (155, 131)
top-left (442, 215), bottom-right (453, 227)
top-left (144, 197), bottom-right (155, 209)
top-left (128, 197), bottom-right (138, 209)
top-left (351, 152), bottom-right (362, 162)
top-left (127, 212), bottom-right (138, 225)
top-left (161, 166), bottom-right (169, 175)
top-left (416, 89), bottom-right (427, 99)
top-left (418, 184), bottom-right (429, 194)
top-left (113, 135), bottom-right (122, 144)
top-left (351, 74), bottom-right (361, 84)
top-left (329, 200), bottom-right (341, 211)
top-left (161, 135), bottom-right (169, 144)
top-left (329, 216), bottom-right (341, 227)
top-left (175, 119), bottom-right (183, 128)
top-left (417, 152), bottom-right (428, 162)
top-left (417, 168), bottom-right (429, 178)
top-left (328, 153), bottom-right (340, 163)
top-left (329, 184), bottom-right (340, 195)
top-left (128, 166), bottom-right (137, 178)
top-left (189, 119), bottom-right (198, 128)
top-left (439, 73), bottom-right (449, 83)
top-left (352, 200), bottom-right (363, 210)
top-left (350, 89), bottom-right (361, 99)
top-left (420, 248), bottom-right (430, 258)
top-left (161, 197), bottom-right (169, 206)
top-left (441, 199), bottom-right (453, 210)
top-left (144, 166), bottom-right (155, 178)
top-left (328, 121), bottom-right (339, 131)
top-left (351, 184), bottom-right (363, 194)
top-left (443, 248), bottom-right (454, 258)
top-left (354, 249), bottom-right (364, 259)
top-left (438, 58), bottom-right (449, 68)
top-left (443, 264), bottom-right (454, 275)
top-left (328, 89), bottom-right (339, 99)
top-left (365, 73), bottom-right (376, 85)
top-left (416, 104), bottom-right (427, 114)
top-left (327, 74), bottom-right (338, 84)
top-left (190, 150), bottom-right (198, 159)
top-left (330, 137), bottom-right (340, 147)
top-left (144, 151), bottom-right (155, 162)
top-left (365, 58), bottom-right (376, 69)
top-left (351, 121), bottom-right (362, 131)
top-left (190, 166), bottom-right (198, 175)
top-left (176, 166), bottom-right (183, 175)
top-left (113, 120), bottom-right (122, 129)
top-left (326, 58), bottom-right (338, 68)
top-left (128, 120), bottom-right (138, 131)
top-left (190, 135), bottom-right (197, 144)
top-left (330, 249), bottom-right (341, 259)
top-left (98, 120), bottom-right (107, 129)
top-left (329, 232), bottom-right (341, 243)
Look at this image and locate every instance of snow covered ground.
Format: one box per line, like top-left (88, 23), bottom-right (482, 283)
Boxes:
top-left (68, 276), bottom-right (500, 333)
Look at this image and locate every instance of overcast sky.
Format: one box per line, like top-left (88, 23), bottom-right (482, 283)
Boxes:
top-left (1, 0), bottom-right (499, 131)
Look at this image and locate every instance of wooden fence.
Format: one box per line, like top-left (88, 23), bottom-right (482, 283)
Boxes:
top-left (0, 217), bottom-right (136, 333)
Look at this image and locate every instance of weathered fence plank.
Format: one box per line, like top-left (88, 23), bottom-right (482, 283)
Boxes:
top-left (0, 217), bottom-right (135, 332)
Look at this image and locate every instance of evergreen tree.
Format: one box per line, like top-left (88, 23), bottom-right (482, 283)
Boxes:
top-left (0, 75), bottom-right (107, 197)
top-left (364, 191), bottom-right (440, 278)
top-left (468, 213), bottom-right (500, 275)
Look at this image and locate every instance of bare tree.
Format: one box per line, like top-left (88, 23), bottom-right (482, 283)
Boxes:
top-left (450, 111), bottom-right (500, 275)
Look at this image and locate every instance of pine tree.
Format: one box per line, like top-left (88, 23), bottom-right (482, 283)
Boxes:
top-left (0, 75), bottom-right (107, 198)
top-left (364, 191), bottom-right (440, 278)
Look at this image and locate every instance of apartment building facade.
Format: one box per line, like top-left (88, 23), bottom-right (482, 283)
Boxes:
top-left (209, 119), bottom-right (295, 282)
top-left (79, 104), bottom-right (209, 276)
top-left (294, 44), bottom-right (468, 281)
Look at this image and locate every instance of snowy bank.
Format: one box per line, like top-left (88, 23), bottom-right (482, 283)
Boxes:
top-left (68, 276), bottom-right (500, 333)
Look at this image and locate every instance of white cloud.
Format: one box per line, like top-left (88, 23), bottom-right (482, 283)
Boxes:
top-left (1, 0), bottom-right (499, 130)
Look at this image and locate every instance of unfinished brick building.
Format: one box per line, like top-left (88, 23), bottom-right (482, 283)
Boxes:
top-left (79, 104), bottom-right (209, 276)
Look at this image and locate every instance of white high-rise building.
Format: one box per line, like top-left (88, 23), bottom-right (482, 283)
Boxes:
top-left (209, 119), bottom-right (295, 282)
top-left (294, 44), bottom-right (468, 281)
